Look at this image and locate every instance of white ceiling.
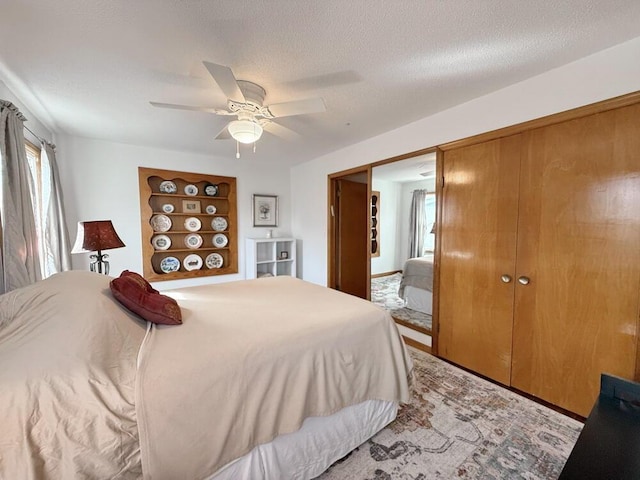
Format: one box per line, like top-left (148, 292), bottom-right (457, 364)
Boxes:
top-left (373, 152), bottom-right (436, 183)
top-left (2, 1), bottom-right (640, 166)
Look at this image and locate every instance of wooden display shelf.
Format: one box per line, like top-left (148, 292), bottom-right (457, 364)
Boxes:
top-left (139, 167), bottom-right (238, 281)
top-left (371, 190), bottom-right (380, 257)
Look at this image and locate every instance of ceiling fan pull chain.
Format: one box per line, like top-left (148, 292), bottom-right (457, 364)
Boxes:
top-left (236, 140), bottom-right (240, 159)
top-left (253, 142), bottom-right (256, 154)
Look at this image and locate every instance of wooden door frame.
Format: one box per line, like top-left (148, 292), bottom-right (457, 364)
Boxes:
top-left (327, 165), bottom-right (372, 298)
top-left (431, 148), bottom-right (444, 356)
top-left (327, 147), bottom-right (443, 355)
top-left (369, 146), bottom-right (441, 355)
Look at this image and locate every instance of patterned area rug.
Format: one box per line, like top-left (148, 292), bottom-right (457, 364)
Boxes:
top-left (371, 273), bottom-right (432, 331)
top-left (317, 349), bottom-right (582, 480)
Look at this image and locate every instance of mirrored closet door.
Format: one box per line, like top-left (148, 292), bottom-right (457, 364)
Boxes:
top-left (370, 151), bottom-right (437, 353)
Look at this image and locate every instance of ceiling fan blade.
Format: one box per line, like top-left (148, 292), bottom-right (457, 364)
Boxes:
top-left (149, 101), bottom-right (221, 114)
top-left (203, 61), bottom-right (246, 103)
top-left (262, 121), bottom-right (301, 141)
top-left (214, 124), bottom-right (231, 140)
top-left (267, 97), bottom-right (326, 118)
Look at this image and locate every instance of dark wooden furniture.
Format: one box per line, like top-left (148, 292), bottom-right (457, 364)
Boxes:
top-left (559, 374), bottom-right (640, 479)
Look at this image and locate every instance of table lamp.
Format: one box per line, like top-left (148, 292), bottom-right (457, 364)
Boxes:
top-left (71, 220), bottom-right (125, 274)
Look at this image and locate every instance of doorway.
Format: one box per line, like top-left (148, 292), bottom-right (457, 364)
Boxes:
top-left (327, 167), bottom-right (370, 299)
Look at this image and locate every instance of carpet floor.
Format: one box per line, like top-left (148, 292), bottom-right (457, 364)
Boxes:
top-left (317, 349), bottom-right (582, 479)
top-left (371, 273), bottom-right (432, 331)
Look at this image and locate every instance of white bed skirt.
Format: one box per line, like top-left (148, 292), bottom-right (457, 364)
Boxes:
top-left (404, 285), bottom-right (433, 315)
top-left (209, 399), bottom-right (398, 480)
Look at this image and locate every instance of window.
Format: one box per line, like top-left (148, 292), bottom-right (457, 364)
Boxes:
top-left (25, 141), bottom-right (54, 277)
top-left (423, 193), bottom-right (436, 254)
top-left (25, 141), bottom-right (42, 229)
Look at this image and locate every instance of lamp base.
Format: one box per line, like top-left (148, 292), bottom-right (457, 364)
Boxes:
top-left (89, 251), bottom-right (110, 275)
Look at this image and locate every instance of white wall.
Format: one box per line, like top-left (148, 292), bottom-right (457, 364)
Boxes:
top-left (370, 178), bottom-right (401, 275)
top-left (292, 36), bottom-right (640, 286)
top-left (56, 134), bottom-right (292, 289)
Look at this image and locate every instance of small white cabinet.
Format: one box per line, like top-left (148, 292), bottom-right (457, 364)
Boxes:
top-left (245, 238), bottom-right (297, 279)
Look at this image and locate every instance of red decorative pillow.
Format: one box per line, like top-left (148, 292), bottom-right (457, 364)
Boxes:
top-left (110, 274), bottom-right (182, 325)
top-left (120, 270), bottom-right (159, 294)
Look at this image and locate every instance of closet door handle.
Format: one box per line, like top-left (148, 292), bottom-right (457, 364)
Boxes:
top-left (500, 275), bottom-right (512, 283)
top-left (518, 276), bottom-right (530, 285)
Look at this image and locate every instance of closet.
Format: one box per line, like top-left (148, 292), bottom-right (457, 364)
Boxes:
top-left (438, 101), bottom-right (640, 417)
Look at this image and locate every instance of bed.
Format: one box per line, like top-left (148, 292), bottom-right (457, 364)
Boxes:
top-left (0, 271), bottom-right (412, 480)
top-left (398, 254), bottom-right (434, 315)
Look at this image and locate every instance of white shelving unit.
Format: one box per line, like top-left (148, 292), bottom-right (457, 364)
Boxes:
top-left (245, 237), bottom-right (297, 279)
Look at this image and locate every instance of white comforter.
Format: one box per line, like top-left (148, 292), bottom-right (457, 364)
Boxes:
top-left (138, 276), bottom-right (412, 479)
top-left (0, 271), bottom-right (146, 479)
top-left (0, 272), bottom-right (412, 480)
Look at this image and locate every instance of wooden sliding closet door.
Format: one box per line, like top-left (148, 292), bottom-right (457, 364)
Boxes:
top-left (511, 104), bottom-right (640, 417)
top-left (439, 135), bottom-right (521, 385)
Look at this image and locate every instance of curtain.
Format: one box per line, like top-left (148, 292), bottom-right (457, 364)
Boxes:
top-left (0, 101), bottom-right (41, 293)
top-left (39, 142), bottom-right (71, 276)
top-left (408, 189), bottom-right (428, 258)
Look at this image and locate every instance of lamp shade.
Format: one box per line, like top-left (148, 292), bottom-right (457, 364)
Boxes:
top-left (71, 220), bottom-right (125, 253)
top-left (227, 119), bottom-right (263, 144)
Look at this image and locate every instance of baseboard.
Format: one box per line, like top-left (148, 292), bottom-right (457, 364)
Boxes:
top-left (371, 270), bottom-right (402, 278)
top-left (394, 318), bottom-right (432, 336)
top-left (402, 336), bottom-right (432, 354)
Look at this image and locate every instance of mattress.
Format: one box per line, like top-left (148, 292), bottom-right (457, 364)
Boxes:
top-left (404, 285), bottom-right (433, 315)
top-left (398, 254), bottom-right (434, 298)
top-left (209, 399), bottom-right (398, 480)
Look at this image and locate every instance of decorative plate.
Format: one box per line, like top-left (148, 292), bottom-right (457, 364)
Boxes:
top-left (205, 204), bottom-right (217, 215)
top-left (184, 217), bottom-right (202, 232)
top-left (160, 256), bottom-right (180, 273)
top-left (205, 252), bottom-right (224, 269)
top-left (150, 214), bottom-right (172, 232)
top-left (184, 233), bottom-right (203, 249)
top-left (152, 234), bottom-right (171, 250)
top-left (212, 233), bottom-right (228, 248)
top-left (161, 203), bottom-right (175, 213)
top-left (211, 216), bottom-right (228, 232)
top-left (184, 184), bottom-right (198, 196)
top-left (159, 180), bottom-right (177, 194)
top-left (204, 183), bottom-right (218, 196)
top-left (183, 253), bottom-right (203, 271)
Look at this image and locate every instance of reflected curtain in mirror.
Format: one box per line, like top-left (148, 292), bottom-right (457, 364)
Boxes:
top-left (408, 189), bottom-right (428, 258)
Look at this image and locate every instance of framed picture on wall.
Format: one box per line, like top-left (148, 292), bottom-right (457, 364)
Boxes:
top-left (252, 194), bottom-right (278, 227)
top-left (182, 199), bottom-right (201, 214)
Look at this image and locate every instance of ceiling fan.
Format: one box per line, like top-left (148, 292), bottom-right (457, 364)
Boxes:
top-left (150, 61), bottom-right (326, 156)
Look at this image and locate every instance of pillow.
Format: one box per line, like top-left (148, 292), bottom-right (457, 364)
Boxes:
top-left (110, 274), bottom-right (182, 325)
top-left (120, 270), bottom-right (159, 294)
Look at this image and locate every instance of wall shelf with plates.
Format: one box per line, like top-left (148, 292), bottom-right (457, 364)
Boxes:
top-left (371, 191), bottom-right (380, 257)
top-left (138, 167), bottom-right (238, 281)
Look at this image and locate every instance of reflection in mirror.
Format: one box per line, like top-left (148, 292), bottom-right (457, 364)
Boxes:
top-left (370, 191), bottom-right (380, 257)
top-left (370, 152), bottom-right (436, 352)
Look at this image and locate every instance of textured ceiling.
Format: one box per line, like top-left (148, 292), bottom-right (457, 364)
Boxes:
top-left (2, 1), bottom-right (640, 165)
top-left (374, 153), bottom-right (436, 183)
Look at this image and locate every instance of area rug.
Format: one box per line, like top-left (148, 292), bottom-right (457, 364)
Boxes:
top-left (317, 349), bottom-right (582, 480)
top-left (371, 273), bottom-right (432, 331)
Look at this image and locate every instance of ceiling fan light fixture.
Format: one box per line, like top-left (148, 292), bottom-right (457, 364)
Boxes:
top-left (227, 119), bottom-right (263, 144)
